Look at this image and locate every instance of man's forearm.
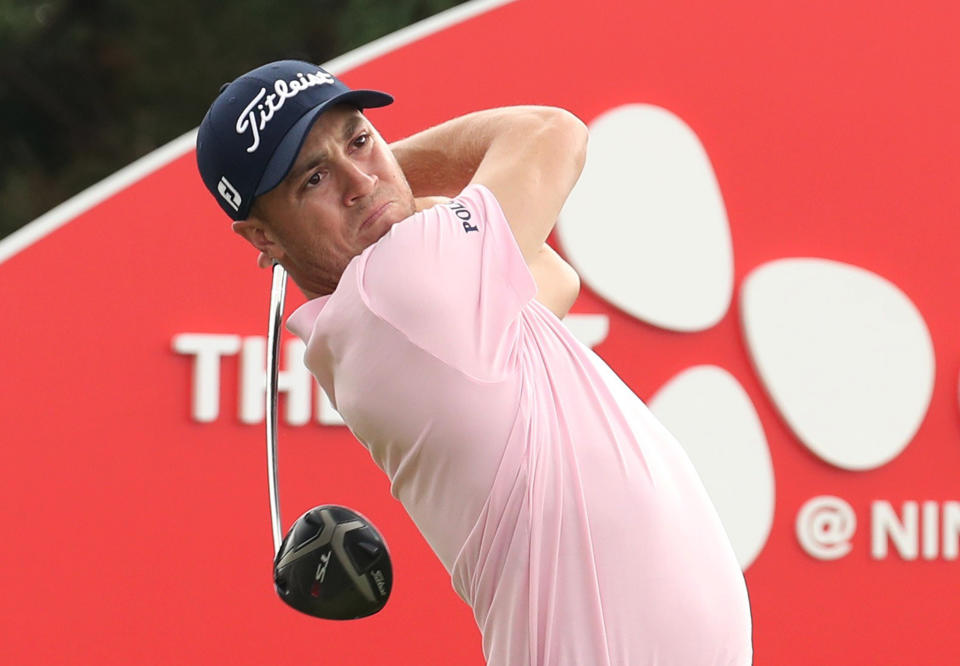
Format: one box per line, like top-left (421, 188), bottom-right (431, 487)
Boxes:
top-left (389, 106), bottom-right (570, 198)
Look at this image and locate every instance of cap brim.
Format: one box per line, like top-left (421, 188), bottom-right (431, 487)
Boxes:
top-left (254, 89), bottom-right (393, 199)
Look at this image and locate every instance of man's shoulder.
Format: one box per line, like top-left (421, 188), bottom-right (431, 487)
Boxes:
top-left (371, 184), bottom-right (499, 255)
top-left (358, 182), bottom-right (531, 311)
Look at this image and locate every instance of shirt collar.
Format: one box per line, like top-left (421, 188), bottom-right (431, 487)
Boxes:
top-left (285, 295), bottom-right (330, 341)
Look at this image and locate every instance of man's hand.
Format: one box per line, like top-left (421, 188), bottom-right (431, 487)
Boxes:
top-left (414, 195), bottom-right (451, 211)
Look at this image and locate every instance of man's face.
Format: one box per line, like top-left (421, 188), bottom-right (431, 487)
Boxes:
top-left (241, 105), bottom-right (415, 296)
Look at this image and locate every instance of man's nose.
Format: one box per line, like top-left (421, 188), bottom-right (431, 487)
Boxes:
top-left (342, 161), bottom-right (377, 205)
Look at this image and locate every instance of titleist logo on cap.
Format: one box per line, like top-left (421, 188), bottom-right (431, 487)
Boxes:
top-left (236, 69), bottom-right (336, 153)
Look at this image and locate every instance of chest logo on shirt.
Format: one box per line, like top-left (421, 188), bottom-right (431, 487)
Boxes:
top-left (447, 201), bottom-right (479, 233)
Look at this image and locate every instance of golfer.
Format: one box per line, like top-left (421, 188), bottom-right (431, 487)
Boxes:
top-left (197, 60), bottom-right (752, 666)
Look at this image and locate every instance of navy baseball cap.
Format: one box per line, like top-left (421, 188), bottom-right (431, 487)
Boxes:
top-left (196, 60), bottom-right (393, 220)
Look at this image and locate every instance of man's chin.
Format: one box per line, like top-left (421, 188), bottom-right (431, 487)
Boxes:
top-left (384, 200), bottom-right (417, 229)
top-left (368, 212), bottom-right (402, 243)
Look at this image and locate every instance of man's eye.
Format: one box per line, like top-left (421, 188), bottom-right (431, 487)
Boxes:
top-left (307, 172), bottom-right (322, 186)
top-left (353, 133), bottom-right (369, 148)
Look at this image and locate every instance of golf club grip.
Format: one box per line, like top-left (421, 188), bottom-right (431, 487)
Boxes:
top-left (266, 262), bottom-right (288, 555)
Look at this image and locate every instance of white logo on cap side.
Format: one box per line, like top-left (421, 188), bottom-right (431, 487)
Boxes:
top-left (235, 70), bottom-right (337, 153)
top-left (217, 176), bottom-right (241, 211)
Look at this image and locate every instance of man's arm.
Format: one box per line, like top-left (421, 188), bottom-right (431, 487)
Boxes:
top-left (390, 106), bottom-right (588, 316)
top-left (391, 106), bottom-right (587, 260)
top-left (528, 244), bottom-right (581, 317)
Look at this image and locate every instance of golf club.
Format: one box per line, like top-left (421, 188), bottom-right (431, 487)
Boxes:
top-left (265, 262), bottom-right (393, 620)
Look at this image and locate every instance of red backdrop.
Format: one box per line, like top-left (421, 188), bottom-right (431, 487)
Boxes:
top-left (1, 0), bottom-right (959, 663)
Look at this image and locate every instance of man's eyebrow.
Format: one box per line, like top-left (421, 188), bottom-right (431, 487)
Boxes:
top-left (342, 114), bottom-right (364, 142)
top-left (288, 114), bottom-right (366, 184)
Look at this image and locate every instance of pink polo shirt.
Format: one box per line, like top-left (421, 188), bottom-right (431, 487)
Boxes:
top-left (287, 185), bottom-right (752, 665)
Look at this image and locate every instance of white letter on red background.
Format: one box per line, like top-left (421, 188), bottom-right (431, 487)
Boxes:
top-left (942, 501), bottom-right (960, 560)
top-left (240, 336), bottom-right (311, 425)
top-left (872, 501), bottom-right (919, 560)
top-left (172, 334), bottom-right (242, 423)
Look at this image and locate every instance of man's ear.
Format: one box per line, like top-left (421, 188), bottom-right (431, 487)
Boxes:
top-left (232, 219), bottom-right (284, 263)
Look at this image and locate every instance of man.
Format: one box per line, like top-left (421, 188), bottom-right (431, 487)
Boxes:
top-left (197, 60), bottom-right (752, 665)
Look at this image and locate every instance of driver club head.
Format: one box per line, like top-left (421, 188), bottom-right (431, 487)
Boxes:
top-left (273, 505), bottom-right (393, 620)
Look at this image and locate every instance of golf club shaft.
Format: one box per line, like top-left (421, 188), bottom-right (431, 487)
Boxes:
top-left (266, 262), bottom-right (288, 555)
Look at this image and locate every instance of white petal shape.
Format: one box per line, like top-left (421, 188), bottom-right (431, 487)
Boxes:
top-left (649, 365), bottom-right (775, 570)
top-left (557, 104), bottom-right (733, 332)
top-left (741, 258), bottom-right (935, 471)
top-left (562, 313), bottom-right (610, 349)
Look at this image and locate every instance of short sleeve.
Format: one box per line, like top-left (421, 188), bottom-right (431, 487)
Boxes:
top-left (357, 184), bottom-right (537, 379)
